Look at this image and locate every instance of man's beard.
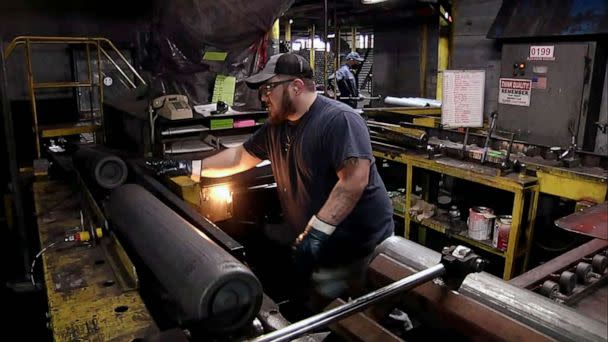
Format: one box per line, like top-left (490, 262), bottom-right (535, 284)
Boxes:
top-left (268, 88), bottom-right (297, 125)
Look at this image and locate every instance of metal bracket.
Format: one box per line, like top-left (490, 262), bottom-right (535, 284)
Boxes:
top-left (441, 245), bottom-right (486, 289)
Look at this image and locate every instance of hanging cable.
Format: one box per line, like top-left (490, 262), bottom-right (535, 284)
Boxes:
top-left (30, 242), bottom-right (60, 286)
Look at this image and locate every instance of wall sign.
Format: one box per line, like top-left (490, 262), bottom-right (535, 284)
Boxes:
top-left (499, 78), bottom-right (532, 106)
top-left (441, 70), bottom-right (485, 128)
top-left (531, 76), bottom-right (547, 90)
top-left (528, 45), bottom-right (555, 61)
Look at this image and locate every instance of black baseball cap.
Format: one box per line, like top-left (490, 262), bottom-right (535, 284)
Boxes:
top-left (245, 53), bottom-right (314, 89)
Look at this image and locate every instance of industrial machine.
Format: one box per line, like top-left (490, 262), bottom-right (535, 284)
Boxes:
top-left (29, 146), bottom-right (608, 341)
top-left (510, 202), bottom-right (608, 324)
top-left (3, 2), bottom-right (607, 340)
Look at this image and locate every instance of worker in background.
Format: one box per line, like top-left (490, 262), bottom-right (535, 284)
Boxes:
top-left (148, 52), bottom-right (394, 310)
top-left (335, 51), bottom-right (364, 108)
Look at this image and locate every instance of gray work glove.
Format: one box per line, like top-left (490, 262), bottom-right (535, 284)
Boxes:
top-left (145, 159), bottom-right (192, 177)
top-left (292, 216), bottom-right (335, 276)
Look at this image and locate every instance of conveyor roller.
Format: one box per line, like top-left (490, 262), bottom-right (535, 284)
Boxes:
top-left (109, 184), bottom-right (262, 333)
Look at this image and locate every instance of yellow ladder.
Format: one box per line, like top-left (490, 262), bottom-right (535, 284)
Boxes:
top-left (4, 36), bottom-right (146, 158)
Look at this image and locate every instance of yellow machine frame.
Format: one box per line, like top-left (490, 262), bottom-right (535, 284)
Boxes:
top-left (33, 180), bottom-right (157, 341)
top-left (4, 36), bottom-right (146, 158)
top-left (374, 150), bottom-right (607, 280)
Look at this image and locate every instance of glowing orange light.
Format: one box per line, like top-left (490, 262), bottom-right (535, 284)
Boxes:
top-left (209, 184), bottom-right (232, 204)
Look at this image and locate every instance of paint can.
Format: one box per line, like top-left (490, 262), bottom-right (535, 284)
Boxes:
top-left (492, 215), bottom-right (512, 251)
top-left (467, 206), bottom-right (495, 241)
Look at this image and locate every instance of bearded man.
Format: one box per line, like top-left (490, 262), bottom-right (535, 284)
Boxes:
top-left (149, 53), bottom-right (393, 309)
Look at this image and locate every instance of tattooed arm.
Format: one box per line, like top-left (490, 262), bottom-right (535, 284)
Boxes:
top-left (316, 158), bottom-right (371, 226)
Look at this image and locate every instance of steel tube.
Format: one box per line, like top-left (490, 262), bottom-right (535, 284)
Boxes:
top-left (251, 263), bottom-right (445, 342)
top-left (480, 111), bottom-right (498, 164)
top-left (461, 272), bottom-right (608, 342)
top-left (129, 161), bottom-right (246, 260)
top-left (339, 95), bottom-right (382, 101)
top-left (367, 254), bottom-right (554, 341)
top-left (109, 184), bottom-right (262, 333)
top-left (505, 132), bottom-right (515, 162)
top-left (367, 121), bottom-right (427, 143)
top-left (461, 127), bottom-right (469, 158)
top-left (372, 236), bottom-right (441, 270)
top-left (384, 96), bottom-right (441, 107)
top-left (73, 146), bottom-right (128, 190)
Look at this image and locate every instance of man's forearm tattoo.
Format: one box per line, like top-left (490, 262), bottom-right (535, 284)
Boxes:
top-left (319, 184), bottom-right (361, 225)
top-left (343, 158), bottom-right (360, 167)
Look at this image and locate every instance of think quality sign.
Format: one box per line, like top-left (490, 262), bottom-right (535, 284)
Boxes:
top-left (499, 78), bottom-right (532, 107)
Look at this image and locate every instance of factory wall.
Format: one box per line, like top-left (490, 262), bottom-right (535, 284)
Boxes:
top-left (0, 1), bottom-right (152, 181)
top-left (373, 17), bottom-right (439, 100)
top-left (451, 0), bottom-right (502, 120)
top-left (1, 2), bottom-right (151, 100)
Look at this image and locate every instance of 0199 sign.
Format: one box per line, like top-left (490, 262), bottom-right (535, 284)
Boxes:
top-left (529, 45), bottom-right (554, 60)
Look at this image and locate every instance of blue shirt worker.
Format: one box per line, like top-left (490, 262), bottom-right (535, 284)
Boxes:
top-left (149, 53), bottom-right (394, 308)
top-left (335, 51), bottom-right (365, 108)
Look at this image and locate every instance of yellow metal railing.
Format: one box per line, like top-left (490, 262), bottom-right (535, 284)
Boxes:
top-left (4, 36), bottom-right (146, 158)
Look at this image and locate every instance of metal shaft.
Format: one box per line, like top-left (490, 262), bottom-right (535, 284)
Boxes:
top-left (461, 127), bottom-right (470, 159)
top-left (481, 111), bottom-right (498, 164)
top-left (251, 263), bottom-right (445, 342)
top-left (504, 132), bottom-right (515, 165)
top-left (339, 95), bottom-right (382, 101)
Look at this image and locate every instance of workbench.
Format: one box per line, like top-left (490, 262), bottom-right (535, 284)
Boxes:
top-left (374, 150), bottom-right (539, 280)
top-left (33, 180), bottom-right (158, 341)
top-left (519, 156), bottom-right (608, 204)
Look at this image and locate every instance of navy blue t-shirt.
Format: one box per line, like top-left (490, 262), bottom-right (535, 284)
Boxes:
top-left (243, 95), bottom-right (394, 265)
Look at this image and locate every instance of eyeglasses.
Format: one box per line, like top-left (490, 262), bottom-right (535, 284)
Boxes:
top-left (258, 79), bottom-right (296, 99)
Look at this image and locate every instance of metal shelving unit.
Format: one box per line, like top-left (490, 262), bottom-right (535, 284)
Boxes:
top-left (374, 150), bottom-right (540, 280)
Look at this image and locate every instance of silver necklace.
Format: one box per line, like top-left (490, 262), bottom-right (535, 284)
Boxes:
top-left (284, 124), bottom-right (296, 153)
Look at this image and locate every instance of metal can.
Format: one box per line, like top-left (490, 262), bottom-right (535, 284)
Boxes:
top-left (448, 205), bottom-right (460, 221)
top-left (467, 206), bottom-right (495, 241)
top-left (492, 215), bottom-right (512, 251)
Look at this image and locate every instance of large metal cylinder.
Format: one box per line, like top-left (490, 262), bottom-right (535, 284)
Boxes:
top-left (460, 272), bottom-right (607, 342)
top-left (373, 236), bottom-right (442, 271)
top-left (73, 146), bottom-right (128, 189)
top-left (109, 184), bottom-right (262, 332)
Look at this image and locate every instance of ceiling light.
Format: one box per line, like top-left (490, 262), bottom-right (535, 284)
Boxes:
top-left (361, 0), bottom-right (388, 4)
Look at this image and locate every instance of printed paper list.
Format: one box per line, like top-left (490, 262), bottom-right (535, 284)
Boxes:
top-left (441, 70), bottom-right (485, 128)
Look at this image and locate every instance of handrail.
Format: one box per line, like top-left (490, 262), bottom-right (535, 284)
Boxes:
top-left (98, 47), bottom-right (137, 88)
top-left (4, 36), bottom-right (146, 87)
top-left (97, 37), bottom-right (146, 86)
top-left (4, 36), bottom-right (147, 158)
